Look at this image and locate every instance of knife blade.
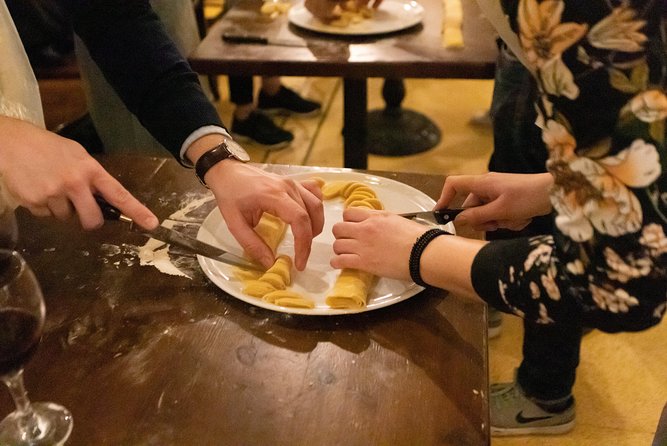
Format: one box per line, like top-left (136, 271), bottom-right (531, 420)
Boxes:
top-left (222, 33), bottom-right (307, 47)
top-left (399, 208), bottom-right (464, 225)
top-left (96, 197), bottom-right (263, 271)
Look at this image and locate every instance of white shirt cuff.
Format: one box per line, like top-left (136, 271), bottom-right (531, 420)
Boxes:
top-left (179, 125), bottom-right (231, 167)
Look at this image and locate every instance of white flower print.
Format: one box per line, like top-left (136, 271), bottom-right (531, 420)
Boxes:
top-left (541, 273), bottom-right (561, 300)
top-left (630, 90), bottom-right (667, 123)
top-left (566, 259), bottom-right (585, 275)
top-left (604, 247), bottom-right (653, 283)
top-left (530, 281), bottom-right (541, 299)
top-left (598, 139), bottom-right (662, 188)
top-left (524, 243), bottom-right (553, 271)
top-left (654, 302), bottom-right (667, 319)
top-left (542, 120), bottom-right (576, 160)
top-left (587, 6), bottom-right (647, 53)
top-left (552, 190), bottom-right (595, 242)
top-left (640, 224), bottom-right (667, 256)
top-left (547, 129), bottom-right (661, 241)
top-left (540, 56), bottom-right (580, 99)
top-left (537, 303), bottom-right (554, 324)
top-left (590, 284), bottom-right (639, 313)
top-left (517, 0), bottom-right (588, 69)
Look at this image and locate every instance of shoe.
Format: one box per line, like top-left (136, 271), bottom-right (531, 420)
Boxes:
top-left (231, 111), bottom-right (293, 150)
top-left (468, 109), bottom-right (492, 126)
top-left (491, 380), bottom-right (575, 436)
top-left (488, 307), bottom-right (502, 339)
top-left (257, 86), bottom-right (321, 117)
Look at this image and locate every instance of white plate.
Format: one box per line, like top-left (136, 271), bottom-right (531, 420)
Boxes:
top-left (196, 171), bottom-right (454, 315)
top-left (287, 0), bottom-right (424, 36)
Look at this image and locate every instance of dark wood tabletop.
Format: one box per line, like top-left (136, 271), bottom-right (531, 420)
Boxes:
top-left (3, 155), bottom-right (489, 445)
top-left (188, 0), bottom-right (498, 169)
top-left (190, 0), bottom-right (497, 78)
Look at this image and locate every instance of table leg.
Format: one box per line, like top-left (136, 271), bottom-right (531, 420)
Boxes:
top-left (342, 78), bottom-right (368, 169)
top-left (367, 78), bottom-right (441, 156)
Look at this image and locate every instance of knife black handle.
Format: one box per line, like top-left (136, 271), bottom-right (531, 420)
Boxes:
top-left (95, 196), bottom-right (123, 221)
top-left (222, 33), bottom-right (268, 45)
top-left (433, 208), bottom-right (465, 224)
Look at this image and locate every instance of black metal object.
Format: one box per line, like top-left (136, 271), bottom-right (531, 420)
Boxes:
top-left (367, 79), bottom-right (441, 156)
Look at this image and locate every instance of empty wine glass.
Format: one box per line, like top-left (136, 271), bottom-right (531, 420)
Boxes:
top-left (0, 249), bottom-right (72, 445)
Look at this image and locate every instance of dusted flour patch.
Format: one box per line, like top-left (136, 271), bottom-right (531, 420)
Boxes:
top-left (138, 194), bottom-right (216, 279)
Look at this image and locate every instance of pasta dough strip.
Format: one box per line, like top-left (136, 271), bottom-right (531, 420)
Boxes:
top-left (442, 0), bottom-right (464, 49)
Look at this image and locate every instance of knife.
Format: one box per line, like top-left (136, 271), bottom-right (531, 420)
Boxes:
top-left (399, 208), bottom-right (464, 225)
top-left (222, 33), bottom-right (307, 47)
top-left (96, 197), bottom-right (263, 271)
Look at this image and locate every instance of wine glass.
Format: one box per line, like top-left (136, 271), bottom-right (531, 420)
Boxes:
top-left (0, 210), bottom-right (18, 250)
top-left (0, 250), bottom-right (72, 445)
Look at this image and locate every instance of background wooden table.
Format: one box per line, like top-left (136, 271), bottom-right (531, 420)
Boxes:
top-left (189, 0), bottom-right (498, 169)
top-left (2, 156), bottom-right (489, 445)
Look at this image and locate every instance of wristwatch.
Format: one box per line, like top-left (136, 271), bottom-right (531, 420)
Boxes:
top-left (194, 139), bottom-right (250, 186)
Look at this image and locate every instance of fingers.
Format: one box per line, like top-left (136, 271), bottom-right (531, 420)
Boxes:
top-left (330, 252), bottom-right (360, 270)
top-left (296, 182), bottom-right (325, 237)
top-left (93, 173), bottom-right (158, 230)
top-left (223, 209), bottom-right (275, 269)
top-left (342, 206), bottom-right (373, 222)
top-left (299, 179), bottom-right (323, 201)
top-left (46, 197), bottom-right (75, 221)
top-left (436, 175), bottom-right (475, 209)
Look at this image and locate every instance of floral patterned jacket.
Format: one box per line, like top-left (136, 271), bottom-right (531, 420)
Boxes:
top-left (471, 0), bottom-right (667, 332)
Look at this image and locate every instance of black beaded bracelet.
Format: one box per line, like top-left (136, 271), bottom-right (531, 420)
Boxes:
top-left (409, 228), bottom-right (451, 287)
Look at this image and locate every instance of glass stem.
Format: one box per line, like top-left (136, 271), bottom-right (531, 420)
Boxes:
top-left (2, 369), bottom-right (42, 439)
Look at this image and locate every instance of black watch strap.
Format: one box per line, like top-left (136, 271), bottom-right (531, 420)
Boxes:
top-left (194, 142), bottom-right (233, 187)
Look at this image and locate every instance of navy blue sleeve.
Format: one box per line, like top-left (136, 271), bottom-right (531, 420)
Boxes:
top-left (65, 0), bottom-right (224, 157)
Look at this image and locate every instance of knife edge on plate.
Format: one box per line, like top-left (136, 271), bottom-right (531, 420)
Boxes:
top-left (96, 197), bottom-right (263, 271)
top-left (222, 33), bottom-right (307, 47)
top-left (399, 208), bottom-right (464, 225)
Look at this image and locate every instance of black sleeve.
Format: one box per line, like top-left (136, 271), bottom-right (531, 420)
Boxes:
top-left (65, 0), bottom-right (224, 157)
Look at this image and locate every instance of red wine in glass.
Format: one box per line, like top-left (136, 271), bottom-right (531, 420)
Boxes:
top-left (0, 250), bottom-right (72, 445)
top-left (0, 308), bottom-right (43, 376)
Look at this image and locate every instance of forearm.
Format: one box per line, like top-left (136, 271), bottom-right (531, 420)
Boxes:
top-left (418, 234), bottom-right (488, 299)
top-left (68, 0), bottom-right (224, 157)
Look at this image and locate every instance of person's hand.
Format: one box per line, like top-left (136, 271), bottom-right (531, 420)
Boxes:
top-left (304, 0), bottom-right (382, 21)
top-left (0, 117), bottom-right (158, 230)
top-left (304, 0), bottom-right (343, 22)
top-left (203, 161), bottom-right (324, 271)
top-left (355, 0), bottom-right (383, 10)
top-left (437, 172), bottom-right (554, 231)
top-left (331, 208), bottom-right (427, 281)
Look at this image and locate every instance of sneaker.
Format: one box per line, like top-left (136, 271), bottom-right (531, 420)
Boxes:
top-left (231, 111), bottom-right (293, 150)
top-left (491, 380), bottom-right (575, 436)
top-left (488, 307), bottom-right (502, 339)
top-left (257, 86), bottom-right (321, 117)
top-left (468, 109), bottom-right (492, 126)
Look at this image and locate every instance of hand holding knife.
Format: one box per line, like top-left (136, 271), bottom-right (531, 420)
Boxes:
top-left (96, 197), bottom-right (263, 271)
top-left (399, 208), bottom-right (464, 225)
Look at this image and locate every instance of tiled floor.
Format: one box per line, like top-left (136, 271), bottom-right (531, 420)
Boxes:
top-left (41, 75), bottom-right (666, 445)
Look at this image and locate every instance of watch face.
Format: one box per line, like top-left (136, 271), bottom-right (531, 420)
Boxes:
top-left (226, 140), bottom-right (250, 162)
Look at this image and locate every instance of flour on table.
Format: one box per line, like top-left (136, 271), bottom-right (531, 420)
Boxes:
top-left (138, 194), bottom-right (216, 278)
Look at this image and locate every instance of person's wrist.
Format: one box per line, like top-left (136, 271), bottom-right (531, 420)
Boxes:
top-left (409, 228), bottom-right (451, 287)
top-left (185, 134), bottom-right (230, 165)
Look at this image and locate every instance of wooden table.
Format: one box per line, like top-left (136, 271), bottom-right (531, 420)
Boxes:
top-left (189, 0), bottom-right (497, 169)
top-left (3, 156), bottom-right (489, 445)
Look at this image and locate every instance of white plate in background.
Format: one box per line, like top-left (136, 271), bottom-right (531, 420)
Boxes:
top-left (288, 0), bottom-right (424, 36)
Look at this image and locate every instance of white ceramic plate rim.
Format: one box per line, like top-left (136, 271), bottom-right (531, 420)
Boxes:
top-left (196, 170), bottom-right (454, 315)
top-left (287, 0), bottom-right (424, 36)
